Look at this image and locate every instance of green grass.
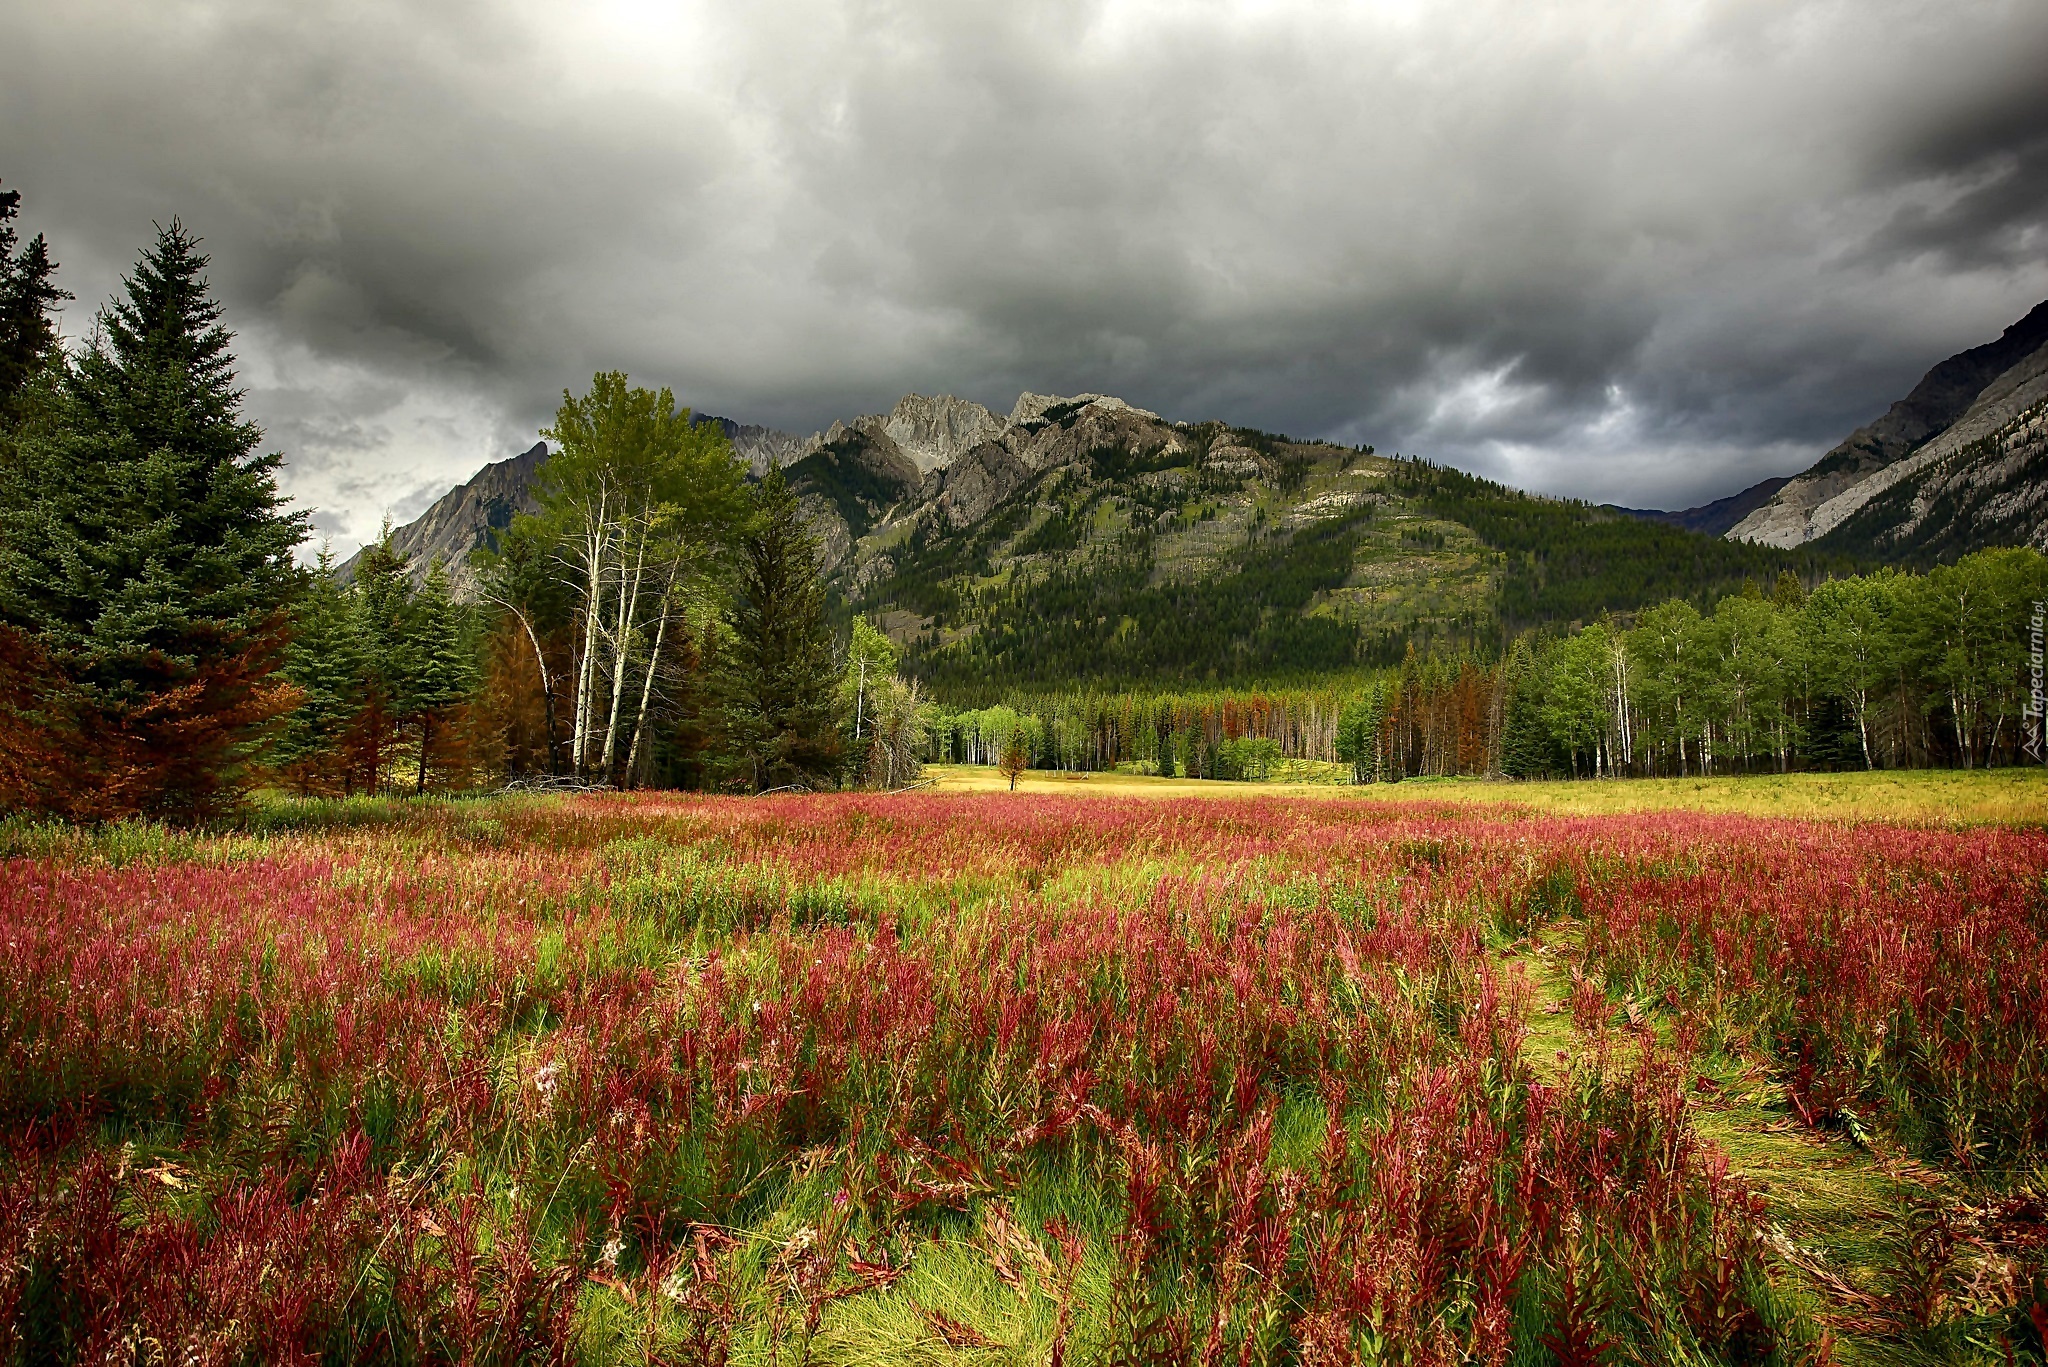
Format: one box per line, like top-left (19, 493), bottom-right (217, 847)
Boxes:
top-left (926, 763), bottom-right (2048, 824)
top-left (1519, 926), bottom-right (2047, 1366)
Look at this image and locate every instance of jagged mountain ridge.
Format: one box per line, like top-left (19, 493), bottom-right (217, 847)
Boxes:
top-left (1728, 299), bottom-right (2048, 556)
top-left (343, 389), bottom-right (1838, 692)
top-left (334, 440), bottom-right (548, 598)
top-left (341, 395), bottom-right (1013, 593)
top-left (803, 397), bottom-right (1836, 690)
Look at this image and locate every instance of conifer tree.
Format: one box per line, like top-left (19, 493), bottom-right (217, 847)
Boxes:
top-left (275, 549), bottom-right (365, 794)
top-left (0, 182), bottom-right (70, 428)
top-left (345, 533), bottom-right (415, 793)
top-left (407, 559), bottom-right (478, 792)
top-left (1498, 643), bottom-right (1552, 778)
top-left (720, 467), bottom-right (843, 791)
top-left (0, 221), bottom-right (304, 819)
top-left (1336, 688), bottom-right (1385, 783)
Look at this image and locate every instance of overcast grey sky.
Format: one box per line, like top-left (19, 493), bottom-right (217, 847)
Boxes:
top-left (6, 0), bottom-right (2046, 552)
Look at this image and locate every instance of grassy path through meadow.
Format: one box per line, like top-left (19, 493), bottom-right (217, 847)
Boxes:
top-left (1513, 927), bottom-right (2012, 1366)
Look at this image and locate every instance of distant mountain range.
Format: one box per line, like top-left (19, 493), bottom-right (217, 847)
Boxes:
top-left (343, 297), bottom-right (2048, 688)
top-left (783, 394), bottom-right (1839, 689)
top-left (1720, 298), bottom-right (2048, 559)
top-left (1610, 476), bottom-right (1792, 539)
top-left (342, 389), bottom-right (1842, 687)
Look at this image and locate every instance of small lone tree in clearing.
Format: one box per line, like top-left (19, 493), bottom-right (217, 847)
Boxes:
top-left (999, 733), bottom-right (1029, 791)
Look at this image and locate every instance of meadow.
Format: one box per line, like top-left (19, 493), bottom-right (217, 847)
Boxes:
top-left (2, 781), bottom-right (2045, 1364)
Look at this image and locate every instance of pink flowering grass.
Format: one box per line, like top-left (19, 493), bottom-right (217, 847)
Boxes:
top-left (0, 792), bottom-right (2033, 1361)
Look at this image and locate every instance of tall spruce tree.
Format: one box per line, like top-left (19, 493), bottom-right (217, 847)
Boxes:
top-left (721, 466), bottom-right (843, 791)
top-left (0, 221), bottom-right (305, 818)
top-left (346, 531), bottom-right (416, 794)
top-left (0, 184), bottom-right (70, 420)
top-left (275, 549), bottom-right (366, 794)
top-left (407, 558), bottom-right (478, 792)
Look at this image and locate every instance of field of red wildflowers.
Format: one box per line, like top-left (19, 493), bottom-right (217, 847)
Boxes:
top-left (1, 792), bottom-right (2042, 1364)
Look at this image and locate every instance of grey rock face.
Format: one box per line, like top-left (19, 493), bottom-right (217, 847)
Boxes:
top-left (924, 395), bottom-right (1188, 528)
top-left (1729, 299), bottom-right (2048, 549)
top-left (338, 389), bottom-right (1188, 600)
top-left (336, 441), bottom-right (548, 600)
top-left (1815, 352), bottom-right (2048, 556)
top-left (880, 393), bottom-right (1005, 472)
top-left (693, 414), bottom-right (807, 475)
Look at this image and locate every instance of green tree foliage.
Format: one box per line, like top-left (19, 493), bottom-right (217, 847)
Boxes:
top-left (1802, 574), bottom-right (1899, 770)
top-left (472, 514), bottom-right (574, 775)
top-left (934, 549), bottom-right (2048, 783)
top-left (843, 615), bottom-right (899, 745)
top-left (407, 560), bottom-right (479, 792)
top-left (1497, 641), bottom-right (1552, 779)
top-left (909, 508), bottom-right (1369, 691)
top-left (1394, 459), bottom-right (1851, 628)
top-left (0, 181), bottom-right (69, 426)
top-left (1541, 625), bottom-right (1614, 778)
top-left (1626, 601), bottom-right (1706, 775)
top-left (275, 550), bottom-right (366, 794)
top-left (1335, 689), bottom-right (1386, 783)
top-left (858, 433), bottom-right (1853, 695)
top-left (535, 372), bottom-right (748, 781)
top-left (720, 468), bottom-right (844, 791)
top-left (1906, 549), bottom-right (2035, 768)
top-left (272, 535), bottom-right (494, 797)
top-left (0, 221), bottom-right (305, 820)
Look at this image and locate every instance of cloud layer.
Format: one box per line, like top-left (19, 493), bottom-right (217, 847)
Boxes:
top-left (6, 0), bottom-right (2047, 550)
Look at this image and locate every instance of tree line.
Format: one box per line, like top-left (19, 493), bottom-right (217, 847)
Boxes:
top-left (0, 191), bottom-right (925, 820)
top-left (1480, 556), bottom-right (2048, 779)
top-left (936, 554), bottom-right (2048, 782)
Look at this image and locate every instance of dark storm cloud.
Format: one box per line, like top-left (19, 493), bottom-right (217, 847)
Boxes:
top-left (5, 0), bottom-right (2046, 548)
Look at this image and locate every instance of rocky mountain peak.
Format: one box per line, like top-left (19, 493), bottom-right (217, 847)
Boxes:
top-left (335, 440), bottom-right (548, 599)
top-left (1007, 392), bottom-right (1160, 427)
top-left (1728, 297), bottom-right (2048, 554)
top-left (880, 394), bottom-right (1005, 472)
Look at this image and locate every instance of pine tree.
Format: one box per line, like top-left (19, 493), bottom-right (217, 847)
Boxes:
top-left (345, 534), bottom-right (415, 795)
top-left (407, 559), bottom-right (478, 792)
top-left (720, 467), bottom-right (844, 791)
top-left (0, 190), bottom-right (70, 415)
top-left (1336, 688), bottom-right (1385, 783)
top-left (0, 220), bottom-right (305, 820)
top-left (1498, 646), bottom-right (1552, 778)
top-left (272, 553), bottom-right (364, 795)
top-left (275, 549), bottom-right (366, 794)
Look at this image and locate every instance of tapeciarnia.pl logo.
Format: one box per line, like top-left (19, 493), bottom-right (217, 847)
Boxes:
top-left (2027, 599), bottom-right (2045, 763)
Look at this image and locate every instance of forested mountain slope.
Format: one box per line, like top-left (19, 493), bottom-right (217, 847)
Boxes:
top-left (806, 395), bottom-right (1851, 692)
top-left (1729, 298), bottom-right (2048, 558)
top-left (362, 390), bottom-right (1852, 692)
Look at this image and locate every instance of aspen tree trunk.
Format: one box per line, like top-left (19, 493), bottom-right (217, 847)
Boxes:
top-left (624, 560), bottom-right (684, 785)
top-left (601, 529), bottom-right (648, 778)
top-left (623, 606), bottom-right (670, 787)
top-left (571, 500), bottom-right (609, 776)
